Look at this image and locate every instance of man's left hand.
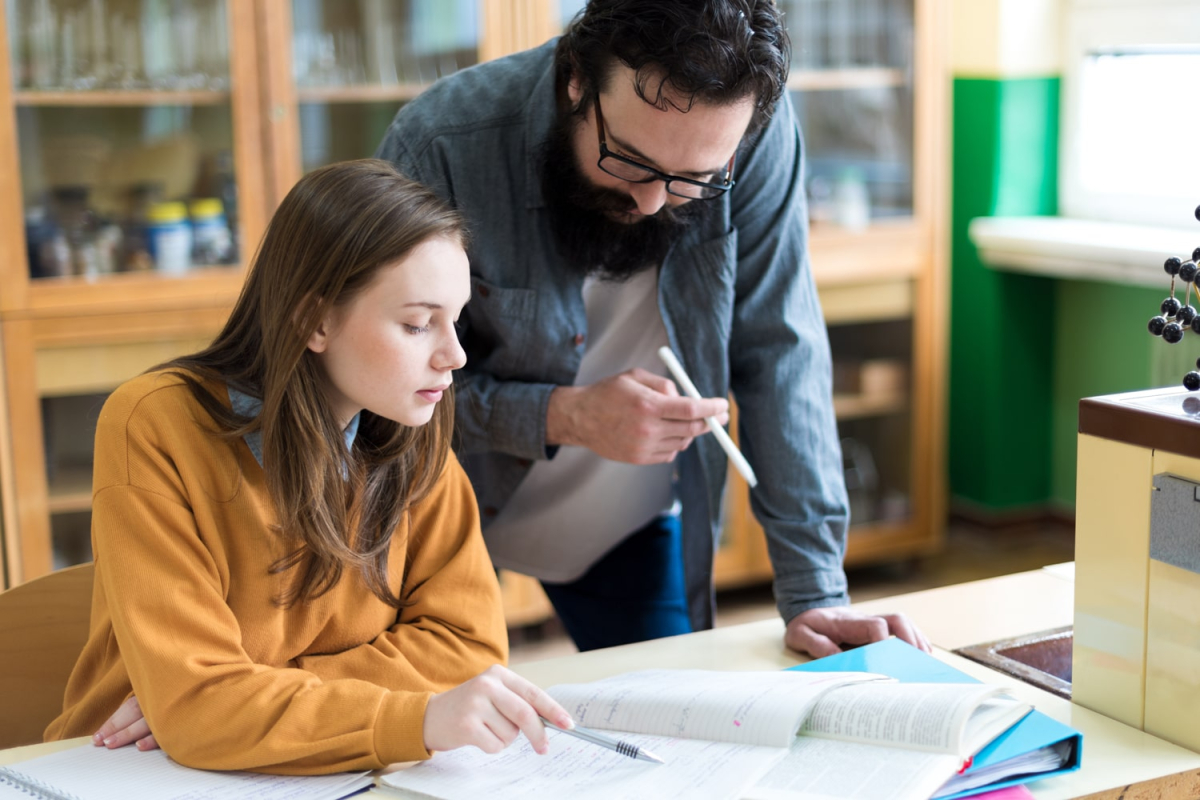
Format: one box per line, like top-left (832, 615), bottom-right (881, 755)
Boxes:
top-left (785, 606), bottom-right (931, 658)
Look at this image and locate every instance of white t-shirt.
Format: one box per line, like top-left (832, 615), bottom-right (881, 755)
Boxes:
top-left (483, 268), bottom-right (674, 582)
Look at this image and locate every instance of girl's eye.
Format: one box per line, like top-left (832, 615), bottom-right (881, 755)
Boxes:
top-left (405, 324), bottom-right (430, 334)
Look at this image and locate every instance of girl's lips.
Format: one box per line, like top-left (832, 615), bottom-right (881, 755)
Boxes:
top-left (416, 389), bottom-right (444, 403)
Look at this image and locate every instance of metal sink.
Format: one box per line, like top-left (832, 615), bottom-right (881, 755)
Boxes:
top-left (954, 626), bottom-right (1073, 699)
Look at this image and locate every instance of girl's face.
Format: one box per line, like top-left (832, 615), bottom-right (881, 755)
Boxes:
top-left (308, 236), bottom-right (470, 429)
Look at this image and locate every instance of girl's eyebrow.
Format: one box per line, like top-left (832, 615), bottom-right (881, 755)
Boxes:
top-left (402, 292), bottom-right (471, 310)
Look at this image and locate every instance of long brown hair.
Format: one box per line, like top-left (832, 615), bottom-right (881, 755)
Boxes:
top-left (163, 159), bottom-right (467, 608)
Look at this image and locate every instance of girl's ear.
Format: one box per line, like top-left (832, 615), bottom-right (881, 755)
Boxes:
top-left (306, 317), bottom-right (330, 354)
top-left (298, 293), bottom-right (331, 353)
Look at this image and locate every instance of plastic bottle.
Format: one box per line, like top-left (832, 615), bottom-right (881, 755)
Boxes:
top-left (833, 168), bottom-right (871, 232)
top-left (189, 198), bottom-right (232, 265)
top-left (145, 201), bottom-right (192, 275)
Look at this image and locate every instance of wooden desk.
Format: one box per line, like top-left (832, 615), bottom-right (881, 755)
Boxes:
top-left (4, 567), bottom-right (1198, 799)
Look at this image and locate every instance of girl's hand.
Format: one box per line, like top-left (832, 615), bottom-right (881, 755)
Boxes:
top-left (92, 695), bottom-right (159, 751)
top-left (423, 665), bottom-right (573, 755)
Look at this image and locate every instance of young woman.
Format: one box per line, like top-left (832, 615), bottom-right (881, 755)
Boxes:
top-left (45, 159), bottom-right (572, 773)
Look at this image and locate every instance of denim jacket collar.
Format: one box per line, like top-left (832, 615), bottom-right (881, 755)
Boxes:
top-left (227, 386), bottom-right (360, 469)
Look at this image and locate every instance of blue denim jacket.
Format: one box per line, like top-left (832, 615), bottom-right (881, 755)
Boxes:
top-left (376, 41), bottom-right (850, 630)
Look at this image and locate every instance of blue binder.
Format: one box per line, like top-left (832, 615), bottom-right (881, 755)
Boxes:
top-left (788, 638), bottom-right (1082, 799)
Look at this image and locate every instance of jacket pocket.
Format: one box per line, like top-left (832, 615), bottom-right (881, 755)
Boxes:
top-left (464, 275), bottom-right (538, 374)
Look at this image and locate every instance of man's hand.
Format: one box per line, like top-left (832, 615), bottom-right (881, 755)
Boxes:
top-left (546, 368), bottom-right (729, 463)
top-left (424, 665), bottom-right (573, 755)
top-left (92, 695), bottom-right (158, 751)
top-left (785, 606), bottom-right (931, 658)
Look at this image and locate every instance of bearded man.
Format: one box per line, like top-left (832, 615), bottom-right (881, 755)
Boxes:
top-left (375, 0), bottom-right (929, 657)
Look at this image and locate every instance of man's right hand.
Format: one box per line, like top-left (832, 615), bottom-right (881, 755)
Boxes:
top-left (546, 368), bottom-right (729, 464)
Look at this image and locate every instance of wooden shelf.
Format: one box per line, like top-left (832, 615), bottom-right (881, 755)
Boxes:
top-left (788, 67), bottom-right (907, 92)
top-left (833, 390), bottom-right (908, 420)
top-left (818, 279), bottom-right (913, 325)
top-left (11, 267), bottom-right (244, 320)
top-left (809, 219), bottom-right (925, 285)
top-left (296, 83), bottom-right (432, 104)
top-left (47, 465), bottom-right (92, 515)
top-left (13, 89), bottom-right (230, 107)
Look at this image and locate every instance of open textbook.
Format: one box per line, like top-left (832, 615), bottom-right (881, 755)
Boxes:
top-left (379, 664), bottom-right (1035, 800)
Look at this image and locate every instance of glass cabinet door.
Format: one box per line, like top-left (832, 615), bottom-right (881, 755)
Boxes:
top-left (776, 0), bottom-right (919, 532)
top-left (776, 0), bottom-right (915, 227)
top-left (291, 0), bottom-right (479, 173)
top-left (6, 0), bottom-right (247, 282)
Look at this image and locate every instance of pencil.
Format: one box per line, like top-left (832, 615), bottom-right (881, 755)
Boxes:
top-left (657, 346), bottom-right (759, 488)
top-left (539, 717), bottom-right (666, 764)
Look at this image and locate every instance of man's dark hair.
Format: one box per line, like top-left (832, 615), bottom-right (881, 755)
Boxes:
top-left (555, 0), bottom-right (790, 132)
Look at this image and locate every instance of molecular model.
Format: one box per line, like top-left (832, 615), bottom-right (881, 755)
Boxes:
top-left (1148, 203), bottom-right (1200, 390)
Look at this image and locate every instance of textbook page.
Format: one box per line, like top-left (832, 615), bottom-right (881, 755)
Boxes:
top-left (745, 737), bottom-right (960, 800)
top-left (378, 728), bottom-right (787, 800)
top-left (0, 744), bottom-right (373, 800)
top-left (547, 669), bottom-right (885, 747)
top-left (801, 682), bottom-right (1031, 757)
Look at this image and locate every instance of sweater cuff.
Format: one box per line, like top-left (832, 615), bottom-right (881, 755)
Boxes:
top-left (373, 691), bottom-right (434, 765)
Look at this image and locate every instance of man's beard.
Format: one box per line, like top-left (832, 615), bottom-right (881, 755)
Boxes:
top-left (539, 108), bottom-right (717, 282)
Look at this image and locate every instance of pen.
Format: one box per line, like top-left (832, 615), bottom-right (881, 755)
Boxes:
top-left (656, 346), bottom-right (759, 488)
top-left (539, 717), bottom-right (666, 764)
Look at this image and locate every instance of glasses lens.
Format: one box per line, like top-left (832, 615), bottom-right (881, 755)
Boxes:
top-left (667, 181), bottom-right (724, 200)
top-left (598, 155), bottom-right (658, 183)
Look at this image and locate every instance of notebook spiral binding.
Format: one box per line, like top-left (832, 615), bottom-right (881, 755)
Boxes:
top-left (0, 766), bottom-right (83, 800)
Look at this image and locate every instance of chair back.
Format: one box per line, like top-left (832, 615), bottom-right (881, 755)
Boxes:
top-left (0, 563), bottom-right (94, 749)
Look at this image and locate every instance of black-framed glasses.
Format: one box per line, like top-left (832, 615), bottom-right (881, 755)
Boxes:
top-left (594, 97), bottom-right (736, 200)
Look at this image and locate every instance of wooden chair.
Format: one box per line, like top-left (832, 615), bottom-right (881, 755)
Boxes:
top-left (0, 562), bottom-right (94, 749)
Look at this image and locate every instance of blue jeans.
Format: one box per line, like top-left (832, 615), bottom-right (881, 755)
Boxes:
top-left (540, 515), bottom-right (693, 652)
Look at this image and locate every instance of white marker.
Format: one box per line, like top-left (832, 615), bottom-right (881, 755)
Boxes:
top-left (657, 346), bottom-right (758, 488)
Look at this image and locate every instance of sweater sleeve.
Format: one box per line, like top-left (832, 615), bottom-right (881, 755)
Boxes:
top-left (90, 387), bottom-right (458, 774)
top-left (293, 456), bottom-right (508, 688)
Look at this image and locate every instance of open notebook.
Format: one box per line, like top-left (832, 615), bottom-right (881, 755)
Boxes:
top-left (0, 744), bottom-right (373, 800)
top-left (378, 666), bottom-right (1033, 800)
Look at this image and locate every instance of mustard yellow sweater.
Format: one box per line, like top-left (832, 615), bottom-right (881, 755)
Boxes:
top-left (45, 371), bottom-right (507, 773)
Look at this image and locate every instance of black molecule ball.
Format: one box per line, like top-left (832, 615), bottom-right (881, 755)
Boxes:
top-left (1164, 322), bottom-right (1185, 343)
top-left (1185, 371), bottom-right (1200, 392)
top-left (1162, 296), bottom-right (1182, 315)
top-left (1195, 204), bottom-right (1200, 222)
top-left (1149, 315), bottom-right (1168, 335)
top-left (1193, 317), bottom-right (1200, 335)
top-left (1182, 262), bottom-right (1200, 283)
top-left (1178, 305), bottom-right (1197, 325)
top-left (1166, 256), bottom-right (1183, 275)
top-left (1193, 247), bottom-right (1200, 262)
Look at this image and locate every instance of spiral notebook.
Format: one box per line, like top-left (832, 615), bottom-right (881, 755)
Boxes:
top-left (0, 742), bottom-right (372, 800)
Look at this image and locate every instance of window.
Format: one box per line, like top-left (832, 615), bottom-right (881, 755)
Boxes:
top-left (1060, 0), bottom-right (1200, 229)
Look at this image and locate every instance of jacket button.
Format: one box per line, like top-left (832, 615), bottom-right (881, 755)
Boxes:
top-left (483, 506), bottom-right (498, 517)
top-left (573, 333), bottom-right (585, 346)
top-left (477, 285), bottom-right (490, 298)
top-left (516, 458), bottom-right (532, 468)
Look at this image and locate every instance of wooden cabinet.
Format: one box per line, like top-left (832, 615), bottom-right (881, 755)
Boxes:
top-left (0, 0), bottom-right (267, 584)
top-left (0, 1), bottom-right (946, 628)
top-left (715, 0), bottom-right (949, 588)
top-left (0, 0), bottom-right (527, 587)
